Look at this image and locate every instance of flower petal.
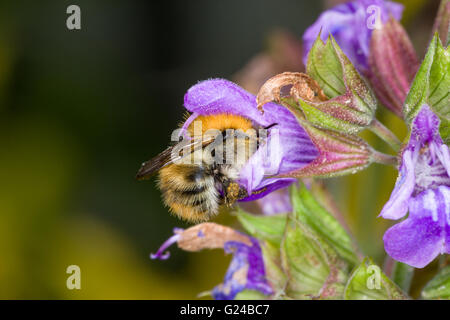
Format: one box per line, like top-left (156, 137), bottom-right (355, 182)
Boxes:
top-left (150, 231), bottom-right (181, 260)
top-left (435, 141), bottom-right (450, 178)
top-left (441, 187), bottom-right (450, 254)
top-left (151, 223), bottom-right (273, 300)
top-left (238, 178), bottom-right (296, 202)
top-left (184, 79), bottom-right (269, 125)
top-left (384, 0), bottom-right (404, 21)
top-left (383, 216), bottom-right (442, 268)
top-left (380, 149), bottom-right (416, 219)
top-left (303, 0), bottom-right (403, 72)
top-left (182, 79), bottom-right (318, 195)
top-left (212, 238), bottom-right (273, 300)
top-left (384, 186), bottom-right (450, 268)
top-left (253, 188), bottom-right (293, 215)
top-left (303, 3), bottom-right (357, 67)
top-left (410, 104), bottom-right (441, 145)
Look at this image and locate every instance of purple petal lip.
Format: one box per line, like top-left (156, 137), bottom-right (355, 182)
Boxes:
top-left (254, 188), bottom-right (293, 215)
top-left (151, 225), bottom-right (273, 299)
top-left (182, 79), bottom-right (319, 198)
top-left (380, 105), bottom-right (450, 268)
top-left (150, 232), bottom-right (181, 260)
top-left (383, 186), bottom-right (450, 268)
top-left (380, 105), bottom-right (450, 220)
top-left (213, 238), bottom-right (273, 300)
top-left (410, 104), bottom-right (443, 146)
top-left (302, 0), bottom-right (403, 71)
top-left (379, 149), bottom-right (415, 220)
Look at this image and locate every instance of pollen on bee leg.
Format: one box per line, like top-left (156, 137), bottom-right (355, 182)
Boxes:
top-left (225, 182), bottom-right (241, 206)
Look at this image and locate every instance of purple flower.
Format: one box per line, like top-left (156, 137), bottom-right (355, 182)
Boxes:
top-left (181, 79), bottom-right (319, 201)
top-left (256, 188), bottom-right (293, 215)
top-left (303, 0), bottom-right (403, 72)
top-left (151, 223), bottom-right (273, 300)
top-left (380, 105), bottom-right (450, 268)
top-left (239, 188), bottom-right (293, 215)
top-left (213, 238), bottom-right (272, 300)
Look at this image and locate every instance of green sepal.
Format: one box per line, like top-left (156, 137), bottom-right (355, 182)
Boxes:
top-left (404, 33), bottom-right (450, 126)
top-left (236, 210), bottom-right (288, 297)
top-left (291, 184), bottom-right (359, 266)
top-left (236, 210), bottom-right (287, 246)
top-left (281, 215), bottom-right (348, 299)
top-left (307, 34), bottom-right (346, 97)
top-left (344, 258), bottom-right (408, 300)
top-left (305, 35), bottom-right (377, 133)
top-left (441, 118), bottom-right (450, 145)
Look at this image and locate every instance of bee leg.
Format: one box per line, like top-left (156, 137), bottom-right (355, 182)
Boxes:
top-left (222, 180), bottom-right (248, 206)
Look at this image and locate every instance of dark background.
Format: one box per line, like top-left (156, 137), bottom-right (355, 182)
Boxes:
top-left (0, 0), bottom-right (439, 298)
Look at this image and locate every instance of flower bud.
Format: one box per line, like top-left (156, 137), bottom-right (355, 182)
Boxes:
top-left (432, 0), bottom-right (450, 46)
top-left (258, 36), bottom-right (378, 135)
top-left (282, 117), bottom-right (373, 178)
top-left (367, 18), bottom-right (420, 117)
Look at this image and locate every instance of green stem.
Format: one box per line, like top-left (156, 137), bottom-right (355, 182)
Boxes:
top-left (369, 119), bottom-right (402, 152)
top-left (391, 262), bottom-right (415, 293)
top-left (371, 150), bottom-right (398, 166)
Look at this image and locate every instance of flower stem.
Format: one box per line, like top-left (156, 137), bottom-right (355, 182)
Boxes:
top-left (369, 119), bottom-right (402, 152)
top-left (371, 150), bottom-right (398, 166)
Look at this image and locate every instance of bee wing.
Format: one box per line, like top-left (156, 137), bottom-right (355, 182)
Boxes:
top-left (136, 136), bottom-right (215, 180)
top-left (136, 146), bottom-right (175, 180)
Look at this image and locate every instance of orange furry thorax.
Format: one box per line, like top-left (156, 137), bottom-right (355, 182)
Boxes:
top-left (186, 113), bottom-right (253, 136)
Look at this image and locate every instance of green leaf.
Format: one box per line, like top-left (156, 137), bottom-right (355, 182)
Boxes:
top-left (428, 44), bottom-right (449, 118)
top-left (281, 216), bottom-right (348, 299)
top-left (440, 118), bottom-right (450, 145)
top-left (298, 99), bottom-right (366, 134)
top-left (260, 240), bottom-right (287, 298)
top-left (307, 33), bottom-right (345, 98)
top-left (237, 210), bottom-right (287, 246)
top-left (304, 35), bottom-right (377, 133)
top-left (404, 35), bottom-right (437, 121)
top-left (404, 34), bottom-right (450, 124)
top-left (236, 210), bottom-right (289, 297)
top-left (291, 184), bottom-right (359, 266)
top-left (391, 262), bottom-right (414, 293)
top-left (344, 258), bottom-right (408, 300)
top-left (421, 266), bottom-right (450, 300)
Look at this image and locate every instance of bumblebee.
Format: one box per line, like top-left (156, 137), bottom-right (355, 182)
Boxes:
top-left (136, 113), bottom-right (273, 223)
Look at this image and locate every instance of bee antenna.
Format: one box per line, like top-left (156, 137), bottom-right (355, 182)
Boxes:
top-left (264, 123), bottom-right (278, 130)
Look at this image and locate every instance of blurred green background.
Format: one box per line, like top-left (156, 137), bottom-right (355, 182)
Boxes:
top-left (0, 0), bottom-right (440, 299)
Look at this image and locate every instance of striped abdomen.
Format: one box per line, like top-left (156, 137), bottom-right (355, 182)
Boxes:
top-left (158, 164), bottom-right (219, 222)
